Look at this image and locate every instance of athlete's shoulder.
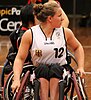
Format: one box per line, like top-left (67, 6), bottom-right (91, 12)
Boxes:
top-left (63, 27), bottom-right (74, 36)
top-left (63, 27), bottom-right (75, 41)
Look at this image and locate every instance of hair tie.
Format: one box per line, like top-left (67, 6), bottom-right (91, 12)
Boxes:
top-left (28, 0), bottom-right (31, 4)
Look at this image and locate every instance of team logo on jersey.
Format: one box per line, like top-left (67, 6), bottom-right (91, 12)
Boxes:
top-left (56, 32), bottom-right (60, 38)
top-left (35, 50), bottom-right (42, 57)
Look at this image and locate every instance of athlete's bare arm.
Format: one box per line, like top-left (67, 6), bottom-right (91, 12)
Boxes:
top-left (65, 28), bottom-right (85, 77)
top-left (11, 30), bottom-right (32, 92)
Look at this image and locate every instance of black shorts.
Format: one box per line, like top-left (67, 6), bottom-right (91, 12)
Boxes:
top-left (35, 64), bottom-right (74, 81)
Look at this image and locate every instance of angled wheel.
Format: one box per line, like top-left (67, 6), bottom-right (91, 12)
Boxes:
top-left (3, 71), bottom-right (15, 100)
top-left (71, 72), bottom-right (88, 100)
top-left (15, 70), bottom-right (34, 100)
top-left (3, 65), bottom-right (34, 100)
top-left (66, 51), bottom-right (88, 100)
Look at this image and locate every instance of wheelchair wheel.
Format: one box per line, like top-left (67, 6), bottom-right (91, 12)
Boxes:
top-left (3, 71), bottom-right (16, 100)
top-left (15, 71), bottom-right (40, 100)
top-left (64, 51), bottom-right (88, 100)
top-left (3, 65), bottom-right (35, 100)
top-left (15, 70), bottom-right (34, 100)
top-left (71, 72), bottom-right (88, 100)
top-left (60, 72), bottom-right (87, 100)
top-left (1, 60), bottom-right (12, 87)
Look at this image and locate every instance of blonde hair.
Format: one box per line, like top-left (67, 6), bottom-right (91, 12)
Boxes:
top-left (33, 1), bottom-right (60, 22)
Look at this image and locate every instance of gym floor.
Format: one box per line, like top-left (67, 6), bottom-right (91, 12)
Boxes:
top-left (0, 26), bottom-right (91, 99)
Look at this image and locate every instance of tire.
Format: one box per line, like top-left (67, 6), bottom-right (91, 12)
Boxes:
top-left (3, 65), bottom-right (35, 100)
top-left (64, 51), bottom-right (88, 100)
top-left (3, 71), bottom-right (15, 100)
top-left (73, 73), bottom-right (88, 100)
top-left (15, 70), bottom-right (33, 100)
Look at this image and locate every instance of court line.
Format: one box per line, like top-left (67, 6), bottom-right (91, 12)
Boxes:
top-left (83, 46), bottom-right (91, 48)
top-left (85, 72), bottom-right (91, 75)
top-left (0, 66), bottom-right (3, 68)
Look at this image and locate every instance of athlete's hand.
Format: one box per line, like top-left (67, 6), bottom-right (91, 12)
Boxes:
top-left (11, 79), bottom-right (20, 93)
top-left (76, 67), bottom-right (85, 78)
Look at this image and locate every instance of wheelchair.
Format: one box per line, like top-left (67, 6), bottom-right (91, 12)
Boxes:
top-left (3, 51), bottom-right (88, 100)
top-left (1, 25), bottom-right (30, 87)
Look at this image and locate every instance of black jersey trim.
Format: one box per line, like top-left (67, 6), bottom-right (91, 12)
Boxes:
top-left (39, 25), bottom-right (55, 41)
top-left (39, 25), bottom-right (47, 40)
top-left (29, 28), bottom-right (33, 49)
top-left (50, 28), bottom-right (55, 40)
top-left (62, 27), bottom-right (68, 63)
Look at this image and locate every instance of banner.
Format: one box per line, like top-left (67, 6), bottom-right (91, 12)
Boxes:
top-left (0, 5), bottom-right (22, 35)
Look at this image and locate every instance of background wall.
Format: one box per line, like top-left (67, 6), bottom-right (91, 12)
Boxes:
top-left (0, 0), bottom-right (91, 35)
top-left (0, 0), bottom-right (27, 5)
top-left (59, 0), bottom-right (91, 15)
top-left (0, 0), bottom-right (91, 15)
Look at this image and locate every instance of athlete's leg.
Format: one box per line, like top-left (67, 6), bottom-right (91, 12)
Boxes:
top-left (35, 64), bottom-right (49, 100)
top-left (39, 78), bottom-right (49, 100)
top-left (50, 78), bottom-right (60, 100)
top-left (49, 64), bottom-right (67, 100)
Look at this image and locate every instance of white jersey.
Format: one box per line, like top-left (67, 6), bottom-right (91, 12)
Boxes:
top-left (30, 25), bottom-right (68, 66)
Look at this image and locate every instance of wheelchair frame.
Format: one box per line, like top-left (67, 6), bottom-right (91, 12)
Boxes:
top-left (3, 52), bottom-right (88, 100)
